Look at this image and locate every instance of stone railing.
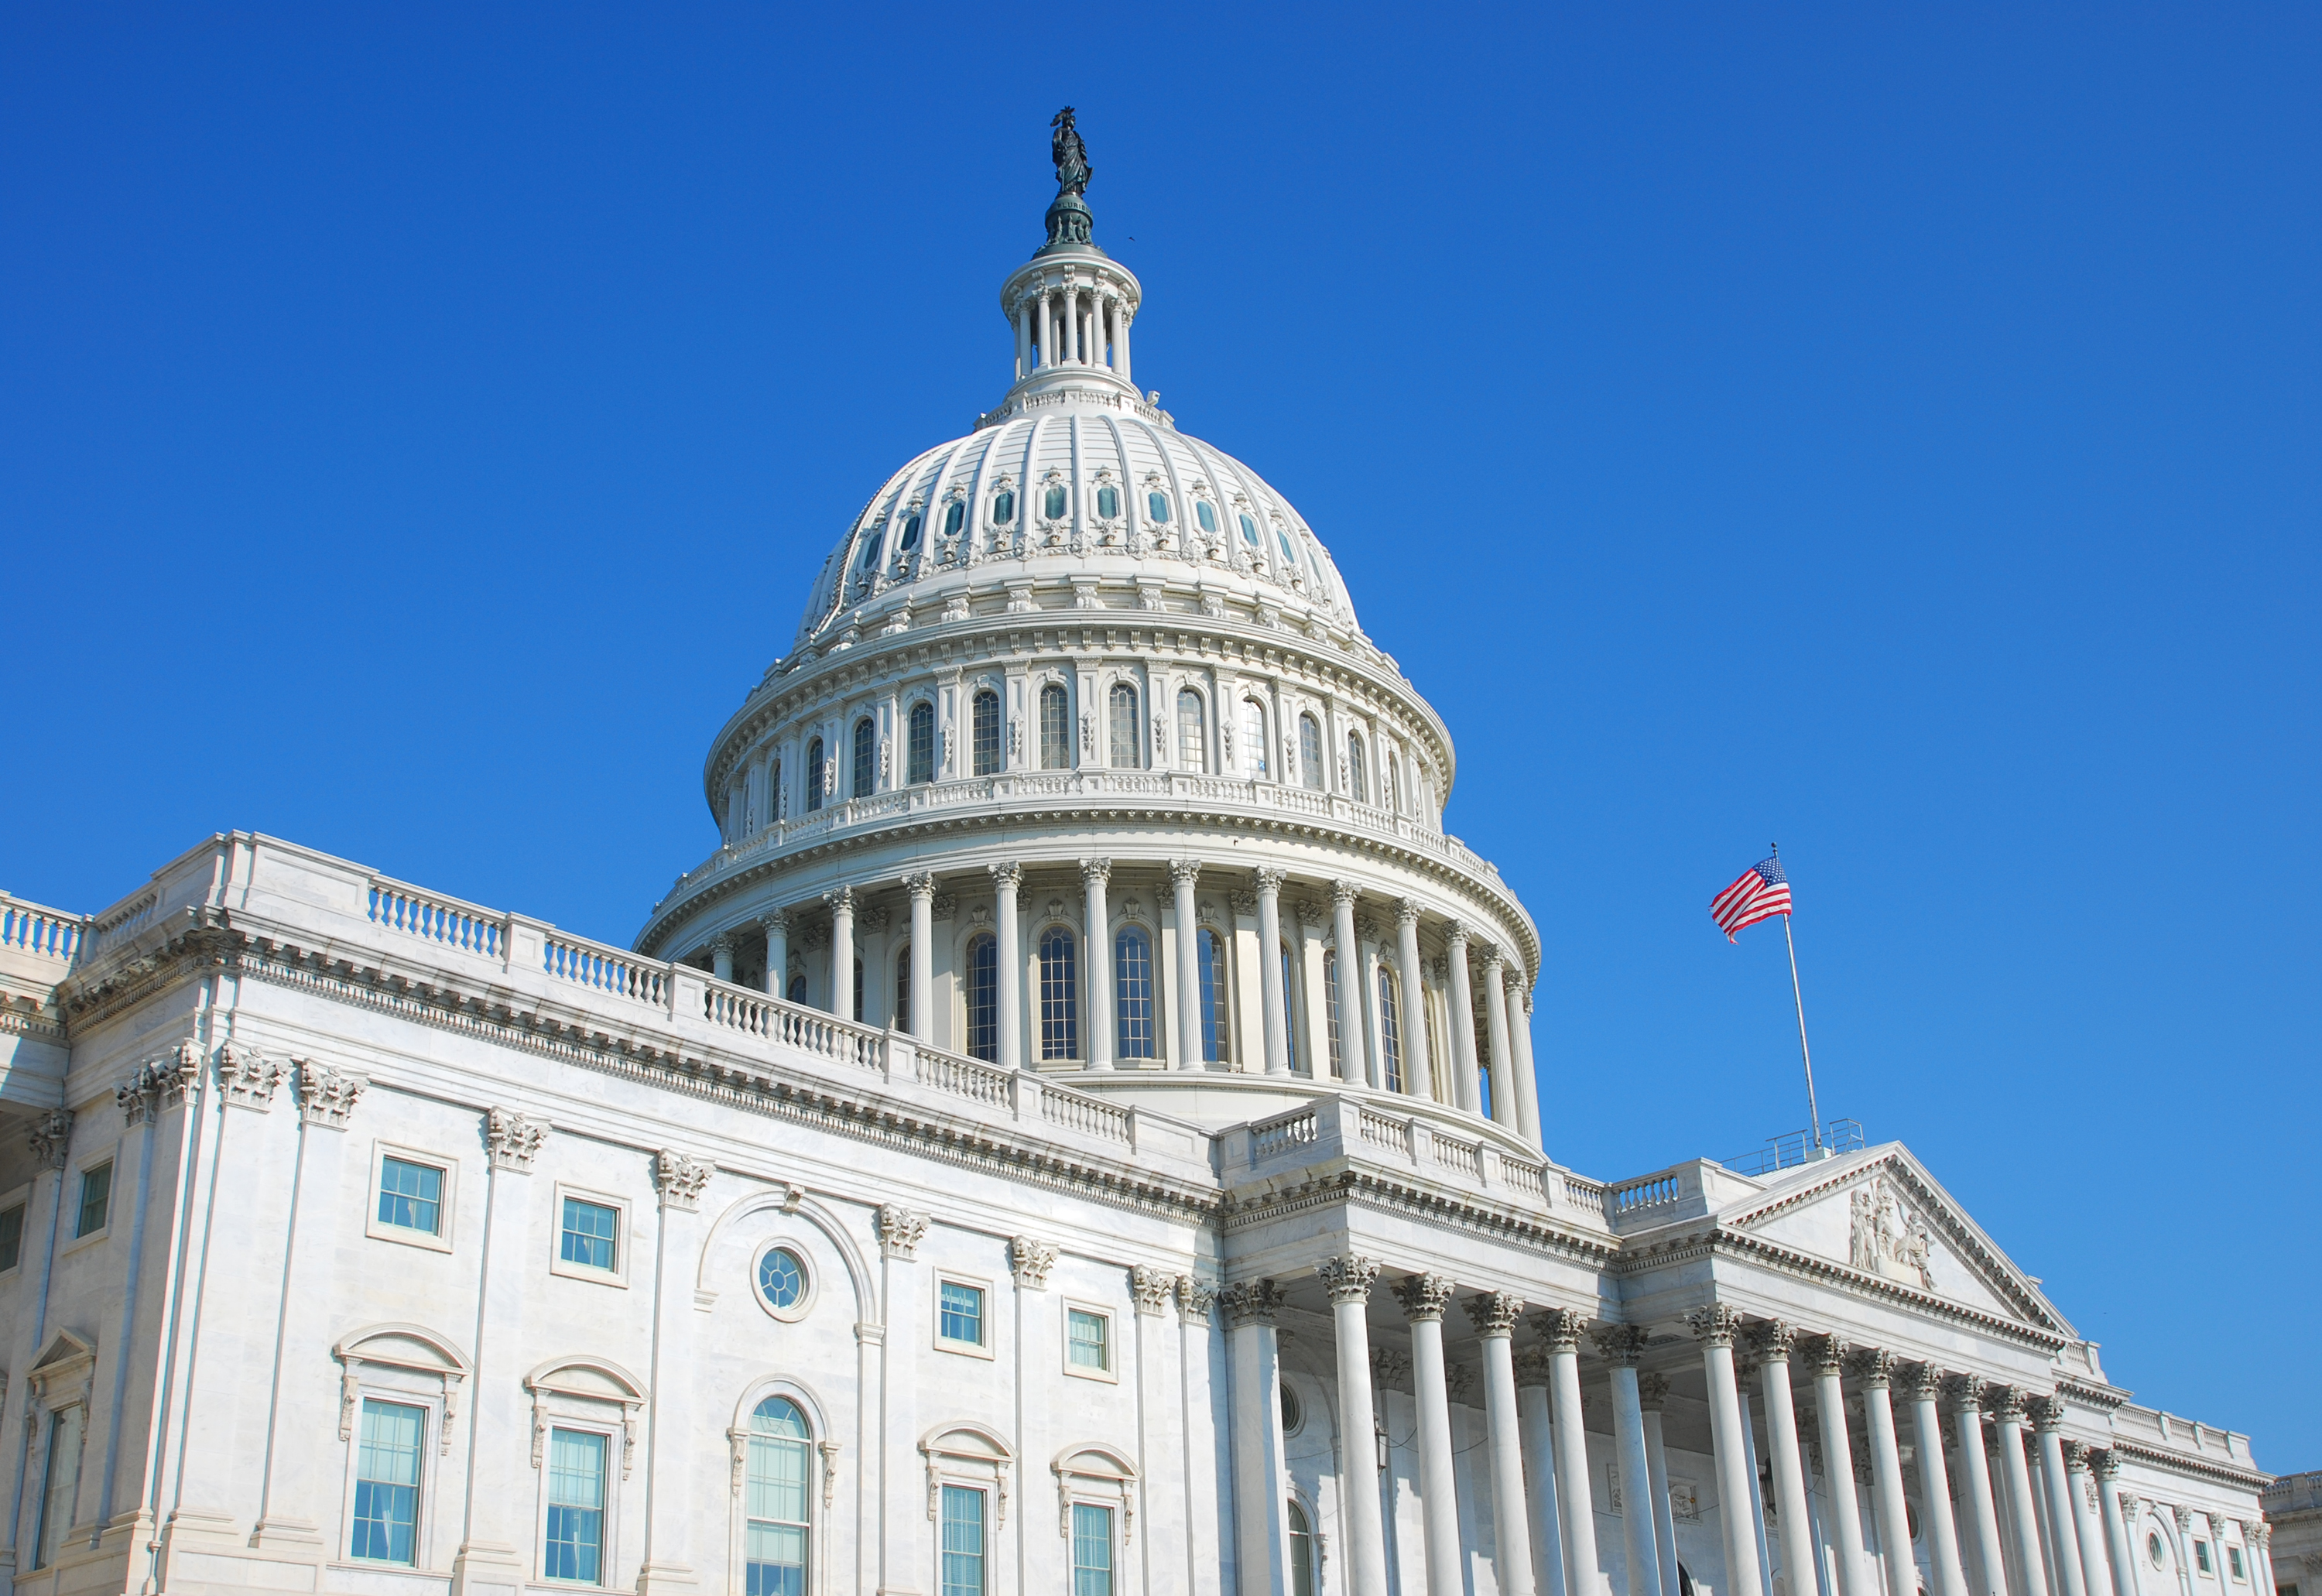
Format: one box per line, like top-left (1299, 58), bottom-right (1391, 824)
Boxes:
top-left (1224, 1094), bottom-right (1593, 1228)
top-left (0, 895), bottom-right (84, 965)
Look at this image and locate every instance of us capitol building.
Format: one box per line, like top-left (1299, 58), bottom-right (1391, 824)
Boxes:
top-left (0, 115), bottom-right (2280, 1596)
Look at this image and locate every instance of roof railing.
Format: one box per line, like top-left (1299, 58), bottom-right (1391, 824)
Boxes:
top-left (1718, 1118), bottom-right (1865, 1177)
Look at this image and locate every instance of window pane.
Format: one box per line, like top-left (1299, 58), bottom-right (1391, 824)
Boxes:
top-left (1348, 735), bottom-right (1367, 803)
top-left (805, 740), bottom-right (824, 811)
top-left (909, 703), bottom-right (935, 785)
top-left (748, 1431), bottom-right (810, 1526)
top-left (352, 1399), bottom-right (424, 1564)
top-left (895, 947), bottom-right (912, 1033)
top-left (965, 935), bottom-right (998, 1063)
top-left (1108, 685), bottom-right (1139, 769)
top-left (76, 1163), bottom-right (111, 1237)
top-left (1039, 928), bottom-right (1079, 1060)
top-left (940, 1486), bottom-right (985, 1596)
top-left (1283, 947), bottom-right (1301, 1073)
top-left (1242, 700), bottom-right (1267, 778)
top-left (992, 490), bottom-right (1015, 525)
top-left (378, 1156), bottom-right (444, 1234)
top-left (1068, 1309), bottom-right (1108, 1371)
top-left (36, 1402), bottom-right (84, 1571)
top-left (544, 1429), bottom-right (607, 1584)
top-left (1198, 928), bottom-right (1226, 1063)
top-left (1176, 690), bottom-right (1205, 772)
top-left (1378, 965), bottom-right (1403, 1093)
top-left (1072, 1503), bottom-right (1115, 1596)
top-left (1324, 950), bottom-right (1342, 1074)
top-left (1196, 500), bottom-right (1218, 533)
top-left (0, 1203), bottom-right (22, 1272)
top-left (1045, 485), bottom-right (1067, 520)
top-left (940, 1281), bottom-right (985, 1345)
top-left (759, 1249), bottom-right (806, 1310)
top-left (560, 1198), bottom-right (619, 1272)
top-left (944, 499), bottom-right (965, 537)
top-left (852, 718), bottom-right (876, 798)
top-left (1299, 716), bottom-right (1324, 790)
top-left (900, 512), bottom-right (923, 551)
top-left (1041, 685), bottom-right (1071, 769)
top-left (1289, 1500), bottom-right (1315, 1596)
top-left (972, 691), bottom-right (1002, 776)
top-left (1114, 928), bottom-right (1154, 1060)
top-left (1096, 485), bottom-right (1119, 519)
top-left (1147, 491), bottom-right (1170, 522)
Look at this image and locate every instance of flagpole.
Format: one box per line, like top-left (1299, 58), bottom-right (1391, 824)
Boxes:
top-left (1781, 910), bottom-right (1822, 1149)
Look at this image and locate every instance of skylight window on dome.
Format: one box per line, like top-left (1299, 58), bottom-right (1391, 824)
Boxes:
top-left (1147, 491), bottom-right (1170, 523)
top-left (859, 533), bottom-right (884, 570)
top-left (992, 489), bottom-right (1015, 525)
top-left (1096, 485), bottom-right (1119, 519)
top-left (1276, 530), bottom-right (1298, 568)
top-left (1045, 485), bottom-right (1067, 520)
top-left (942, 501), bottom-right (964, 537)
top-left (1238, 514), bottom-right (1259, 547)
top-left (1195, 501), bottom-right (1218, 535)
top-left (899, 511), bottom-right (923, 551)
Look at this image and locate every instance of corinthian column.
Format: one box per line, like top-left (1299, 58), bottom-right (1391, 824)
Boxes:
top-left (1746, 1320), bottom-right (1820, 1596)
top-left (2029, 1398), bottom-right (2087, 1596)
top-left (2063, 1444), bottom-right (2113, 1596)
top-left (1082, 858), bottom-right (1115, 1069)
top-left (2090, 1454), bottom-right (2135, 1596)
top-left (903, 873), bottom-right (936, 1040)
top-left (1852, 1349), bottom-right (1915, 1596)
top-left (1807, 1337), bottom-right (1875, 1596)
top-left (1987, 1387), bottom-right (2052, 1596)
top-left (1170, 859), bottom-right (1204, 1070)
top-left (1330, 880), bottom-right (1369, 1085)
top-left (1256, 868), bottom-right (1290, 1074)
top-left (1535, 1308), bottom-right (1601, 1596)
top-left (1396, 899), bottom-right (1430, 1098)
top-left (1947, 1376), bottom-right (2008, 1596)
top-left (1594, 1325), bottom-right (1664, 1596)
top-left (989, 863), bottom-right (1023, 1067)
top-left (1321, 1256), bottom-right (1391, 1596)
top-left (760, 909), bottom-right (789, 996)
top-left (1444, 920), bottom-right (1481, 1111)
top-left (1506, 968), bottom-right (1543, 1142)
top-left (1689, 1306), bottom-right (1766, 1596)
top-left (1223, 1280), bottom-right (1291, 1591)
top-left (824, 886), bottom-right (855, 1020)
top-left (1396, 1273), bottom-right (1464, 1596)
top-left (1470, 1293), bottom-right (1538, 1596)
top-left (1516, 1345), bottom-right (1570, 1596)
top-left (1639, 1374), bottom-right (1683, 1596)
top-left (1478, 945), bottom-right (1515, 1125)
top-left (1902, 1365), bottom-right (1969, 1596)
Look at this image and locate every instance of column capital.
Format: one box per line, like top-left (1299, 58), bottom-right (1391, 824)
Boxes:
top-left (1442, 918), bottom-right (1471, 948)
top-left (759, 907), bottom-right (792, 936)
top-left (1317, 1254), bottom-right (1382, 1305)
top-left (2089, 1447), bottom-right (2120, 1481)
top-left (902, 872), bottom-right (937, 900)
top-left (1981, 1383), bottom-right (2029, 1423)
top-left (823, 884), bottom-right (856, 914)
top-left (1396, 896), bottom-right (1423, 926)
top-left (1804, 1333), bottom-right (1849, 1376)
top-left (1942, 1372), bottom-right (1985, 1415)
top-left (1529, 1306), bottom-right (1589, 1352)
top-left (2061, 1440), bottom-right (2093, 1471)
top-left (2170, 1505), bottom-right (2194, 1534)
top-left (1477, 943), bottom-right (1506, 972)
top-left (1503, 964), bottom-right (1529, 994)
top-left (1744, 1318), bottom-right (1797, 1361)
top-left (1221, 1278), bottom-right (1286, 1328)
top-left (1464, 1291), bottom-right (1526, 1339)
top-left (1392, 1272), bottom-right (1457, 1323)
top-left (988, 861), bottom-right (1023, 889)
top-left (1329, 877), bottom-right (1360, 906)
top-left (707, 930), bottom-right (736, 957)
top-left (1847, 1346), bottom-right (1896, 1387)
top-left (1128, 1265), bottom-right (1176, 1317)
top-left (652, 1149), bottom-right (712, 1212)
top-left (1081, 857), bottom-right (1114, 887)
top-left (1252, 866), bottom-right (1288, 895)
top-left (1173, 1276), bottom-right (1218, 1326)
top-left (1591, 1324), bottom-right (1651, 1366)
top-left (875, 1204), bottom-right (929, 1260)
top-left (2026, 1393), bottom-right (2067, 1433)
top-left (1167, 858), bottom-right (1201, 889)
top-left (1008, 1235), bottom-right (1058, 1289)
top-left (1637, 1372), bottom-right (1672, 1412)
top-left (1686, 1303), bottom-right (1745, 1346)
top-left (1897, 1361), bottom-right (1945, 1403)
top-left (2117, 1492), bottom-right (2142, 1526)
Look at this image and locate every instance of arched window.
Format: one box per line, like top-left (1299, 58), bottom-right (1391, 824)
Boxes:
top-left (1114, 926), bottom-right (1155, 1060)
top-left (1195, 500), bottom-right (1218, 535)
top-left (1298, 715), bottom-right (1324, 792)
top-left (1176, 690), bottom-right (1207, 772)
top-left (1197, 927), bottom-right (1228, 1063)
top-left (907, 702), bottom-right (935, 785)
top-left (1385, 752), bottom-right (1401, 813)
top-left (942, 500), bottom-right (964, 538)
top-left (1241, 700), bottom-right (1268, 779)
top-left (769, 759), bottom-right (783, 820)
top-left (1040, 684), bottom-right (1070, 769)
top-left (1282, 945), bottom-right (1301, 1074)
top-left (1377, 964), bottom-right (1403, 1094)
top-left (972, 690), bottom-right (1002, 776)
top-left (787, 974), bottom-right (807, 1005)
top-left (1323, 949), bottom-right (1342, 1076)
top-left (1421, 983), bottom-right (1444, 1101)
top-left (852, 718), bottom-right (877, 799)
top-left (1347, 734), bottom-right (1367, 805)
top-left (991, 488), bottom-right (1015, 525)
top-left (964, 935), bottom-right (998, 1062)
top-left (852, 956), bottom-right (864, 1023)
top-left (1039, 928), bottom-right (1078, 1060)
top-left (1474, 987), bottom-right (1495, 1118)
top-left (1288, 1499), bottom-right (1316, 1596)
top-left (745, 1396), bottom-right (812, 1596)
top-left (1108, 684), bottom-right (1140, 769)
top-left (894, 947), bottom-right (911, 1035)
top-left (804, 738), bottom-right (825, 811)
top-left (1146, 491), bottom-right (1170, 523)
top-left (1096, 485), bottom-right (1120, 519)
top-left (1044, 484), bottom-right (1067, 520)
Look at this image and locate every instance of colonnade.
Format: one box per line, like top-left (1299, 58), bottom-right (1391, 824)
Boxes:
top-left (726, 859), bottom-right (1545, 1148)
top-left (1014, 277), bottom-right (1132, 385)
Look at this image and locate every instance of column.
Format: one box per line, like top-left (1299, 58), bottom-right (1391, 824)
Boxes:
top-left (1395, 1273), bottom-right (1464, 1596)
top-left (1594, 1327), bottom-right (1664, 1596)
top-left (1950, 1379), bottom-right (2009, 1596)
top-left (2063, 1446), bottom-right (2112, 1596)
top-left (1902, 1365), bottom-right (1970, 1596)
top-left (1853, 1351), bottom-right (1915, 1596)
top-left (2168, 1510), bottom-right (2195, 1596)
top-left (904, 875), bottom-right (935, 1040)
top-left (1737, 1351), bottom-right (1775, 1596)
top-left (2031, 1399), bottom-right (2087, 1596)
top-left (1331, 881), bottom-right (1368, 1085)
top-left (1082, 859), bottom-right (1115, 1069)
top-left (1640, 1374), bottom-right (1683, 1596)
top-left (1988, 1388), bottom-right (2052, 1596)
top-left (826, 886), bottom-right (855, 1020)
top-left (1396, 900), bottom-right (1430, 1099)
top-left (1808, 1337), bottom-right (1875, 1596)
top-left (450, 1111), bottom-right (546, 1594)
top-left (1470, 1295), bottom-right (1538, 1596)
top-left (1747, 1322), bottom-right (1820, 1596)
top-left (710, 932), bottom-right (735, 982)
top-left (636, 1153), bottom-right (710, 1592)
top-left (1479, 947), bottom-right (1516, 1125)
top-left (990, 863), bottom-right (1024, 1068)
top-left (1118, 301), bottom-right (1132, 384)
top-left (1517, 1348), bottom-right (1570, 1596)
top-left (1535, 1308), bottom-right (1601, 1596)
top-left (1506, 971), bottom-right (1543, 1142)
top-left (1015, 296), bottom-right (1031, 379)
top-left (1321, 1257), bottom-right (1391, 1596)
top-left (1688, 1307), bottom-right (1767, 1596)
top-left (1444, 922), bottom-right (1481, 1112)
top-left (761, 910), bottom-right (789, 997)
top-left (1170, 859), bottom-right (1203, 1070)
top-left (1222, 1281), bottom-right (1290, 1594)
top-left (1255, 868), bottom-right (1290, 1075)
top-left (2244, 1524), bottom-right (2275, 1596)
top-left (1066, 286), bottom-right (1081, 363)
top-left (2090, 1454), bottom-right (2135, 1596)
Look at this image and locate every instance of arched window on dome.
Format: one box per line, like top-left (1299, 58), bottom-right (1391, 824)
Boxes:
top-left (964, 934), bottom-right (998, 1062)
top-left (1108, 684), bottom-right (1140, 769)
top-left (991, 488), bottom-right (1015, 526)
top-left (745, 1397), bottom-right (813, 1596)
top-left (1322, 948), bottom-right (1342, 1077)
top-left (1044, 485), bottom-right (1068, 521)
top-left (1114, 926), bottom-right (1154, 1061)
top-left (894, 945), bottom-right (911, 1035)
top-left (1195, 500), bottom-right (1218, 536)
top-left (1039, 684), bottom-right (1070, 770)
top-left (852, 718), bottom-right (877, 799)
top-left (1038, 927), bottom-right (1078, 1061)
top-left (1241, 700), bottom-right (1269, 780)
top-left (1377, 964), bottom-right (1403, 1094)
top-left (907, 702), bottom-right (935, 785)
top-left (1176, 690), bottom-right (1207, 772)
top-left (1147, 491), bottom-right (1171, 523)
top-left (972, 690), bottom-right (1002, 776)
top-left (1346, 734), bottom-right (1368, 806)
top-left (1096, 485), bottom-right (1120, 520)
top-left (1197, 926), bottom-right (1228, 1063)
top-left (1298, 714), bottom-right (1324, 792)
top-left (942, 499), bottom-right (965, 538)
top-left (805, 738), bottom-right (826, 812)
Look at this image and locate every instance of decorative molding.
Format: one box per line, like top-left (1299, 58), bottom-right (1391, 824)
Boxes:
top-left (1943, 1373), bottom-right (1985, 1415)
top-left (1745, 1318), bottom-right (1797, 1361)
top-left (1532, 1306), bottom-right (1588, 1351)
top-left (1009, 1235), bottom-right (1058, 1289)
top-left (1167, 858), bottom-right (1201, 889)
top-left (294, 1058), bottom-right (368, 1129)
top-left (1637, 1372), bottom-right (1672, 1412)
top-left (1316, 1255), bottom-right (1380, 1306)
top-left (1847, 1347), bottom-right (1896, 1388)
top-left (1687, 1303), bottom-right (1743, 1347)
top-left (27, 1110), bottom-right (74, 1170)
top-left (876, 1204), bottom-right (930, 1260)
top-left (1371, 1346), bottom-right (1415, 1392)
top-left (1982, 1383), bottom-right (2030, 1423)
top-left (1128, 1265), bottom-right (1175, 1317)
top-left (1221, 1279), bottom-right (1285, 1328)
top-left (2027, 1393), bottom-right (2068, 1433)
top-left (1804, 1334), bottom-right (1849, 1377)
top-left (1173, 1276), bottom-right (1216, 1326)
top-left (653, 1150), bottom-right (712, 1211)
top-left (1468, 1292), bottom-right (1526, 1339)
top-left (485, 1107), bottom-right (546, 1170)
top-left (1393, 1272), bottom-right (1457, 1324)
top-left (217, 1039), bottom-right (290, 1110)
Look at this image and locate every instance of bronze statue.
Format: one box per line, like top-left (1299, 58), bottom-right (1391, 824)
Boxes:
top-left (1050, 108), bottom-right (1091, 197)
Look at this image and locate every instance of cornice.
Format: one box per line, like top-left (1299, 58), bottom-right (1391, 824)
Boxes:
top-left (2110, 1439), bottom-right (2269, 1494)
top-left (1220, 1161), bottom-right (1619, 1272)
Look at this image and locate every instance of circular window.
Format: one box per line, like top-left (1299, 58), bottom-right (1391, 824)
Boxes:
top-left (1279, 1380), bottom-right (1302, 1435)
top-left (2149, 1533), bottom-right (2166, 1570)
top-left (757, 1246), bottom-right (810, 1320)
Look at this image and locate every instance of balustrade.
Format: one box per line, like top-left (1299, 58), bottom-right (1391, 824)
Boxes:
top-left (0, 896), bottom-right (83, 963)
top-left (369, 881), bottom-right (506, 960)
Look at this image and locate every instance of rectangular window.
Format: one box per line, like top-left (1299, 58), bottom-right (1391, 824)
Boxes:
top-left (938, 1280), bottom-right (985, 1347)
top-left (1071, 1502), bottom-right (1115, 1596)
top-left (543, 1428), bottom-right (607, 1584)
top-left (74, 1163), bottom-right (111, 1238)
top-left (0, 1202), bottom-right (23, 1272)
top-left (1040, 686), bottom-right (1071, 769)
top-left (1108, 686), bottom-right (1139, 769)
top-left (2198, 1544), bottom-right (2214, 1576)
top-left (34, 1404), bottom-right (84, 1570)
top-left (1243, 700), bottom-right (1267, 778)
top-left (940, 1485), bottom-right (985, 1596)
top-left (378, 1156), bottom-right (444, 1235)
top-left (351, 1398), bottom-right (424, 1564)
top-left (1067, 1309), bottom-right (1109, 1372)
top-left (2231, 1549), bottom-right (2246, 1581)
top-left (1324, 951), bottom-right (1342, 1075)
top-left (560, 1197), bottom-right (619, 1272)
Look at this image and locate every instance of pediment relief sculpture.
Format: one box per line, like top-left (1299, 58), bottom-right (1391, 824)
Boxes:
top-left (1850, 1174), bottom-right (1936, 1291)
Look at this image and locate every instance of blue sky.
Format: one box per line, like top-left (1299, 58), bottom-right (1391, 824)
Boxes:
top-left (5, 7), bottom-right (2316, 1459)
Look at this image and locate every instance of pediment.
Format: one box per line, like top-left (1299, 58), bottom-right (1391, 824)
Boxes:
top-left (526, 1356), bottom-right (646, 1404)
top-left (29, 1329), bottom-right (95, 1382)
top-left (1719, 1147), bottom-right (2068, 1334)
top-left (334, 1323), bottom-right (471, 1378)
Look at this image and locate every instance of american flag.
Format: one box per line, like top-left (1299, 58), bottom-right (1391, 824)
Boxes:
top-left (1711, 856), bottom-right (1793, 941)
